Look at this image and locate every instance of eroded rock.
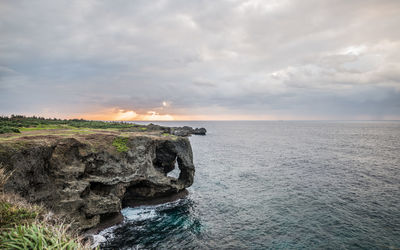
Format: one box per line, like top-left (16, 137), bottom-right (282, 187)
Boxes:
top-left (193, 128), bottom-right (207, 135)
top-left (0, 133), bottom-right (195, 231)
top-left (141, 124), bottom-right (207, 137)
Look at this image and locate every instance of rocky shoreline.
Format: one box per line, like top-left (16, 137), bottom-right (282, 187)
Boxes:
top-left (0, 125), bottom-right (205, 233)
top-left (139, 123), bottom-right (207, 136)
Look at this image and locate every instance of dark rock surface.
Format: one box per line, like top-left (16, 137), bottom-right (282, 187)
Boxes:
top-left (193, 127), bottom-right (207, 135)
top-left (170, 126), bottom-right (207, 137)
top-left (0, 132), bottom-right (195, 231)
top-left (141, 124), bottom-right (207, 137)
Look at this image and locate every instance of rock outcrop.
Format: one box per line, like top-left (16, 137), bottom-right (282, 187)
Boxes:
top-left (193, 127), bottom-right (207, 135)
top-left (0, 131), bottom-right (195, 231)
top-left (140, 124), bottom-right (207, 137)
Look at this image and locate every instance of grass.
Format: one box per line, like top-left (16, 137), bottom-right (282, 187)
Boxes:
top-left (0, 166), bottom-right (91, 249)
top-left (0, 202), bottom-right (38, 230)
top-left (19, 124), bottom-right (75, 131)
top-left (112, 137), bottom-right (129, 152)
top-left (0, 130), bottom-right (97, 142)
top-left (162, 133), bottom-right (178, 140)
top-left (0, 167), bottom-right (11, 193)
top-left (1, 223), bottom-right (83, 250)
top-left (0, 115), bottom-right (139, 134)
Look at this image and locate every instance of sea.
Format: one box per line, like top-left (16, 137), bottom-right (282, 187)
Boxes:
top-left (97, 121), bottom-right (400, 249)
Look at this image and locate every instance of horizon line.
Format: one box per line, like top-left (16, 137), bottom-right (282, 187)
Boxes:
top-left (2, 115), bottom-right (399, 122)
top-left (110, 119), bottom-right (400, 122)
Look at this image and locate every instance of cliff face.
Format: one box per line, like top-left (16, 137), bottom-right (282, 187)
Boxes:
top-left (0, 131), bottom-right (195, 231)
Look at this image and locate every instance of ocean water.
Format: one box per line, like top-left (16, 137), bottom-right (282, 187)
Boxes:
top-left (99, 121), bottom-right (400, 249)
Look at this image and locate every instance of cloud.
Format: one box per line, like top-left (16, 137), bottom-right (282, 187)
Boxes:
top-left (114, 110), bottom-right (138, 121)
top-left (0, 0), bottom-right (400, 119)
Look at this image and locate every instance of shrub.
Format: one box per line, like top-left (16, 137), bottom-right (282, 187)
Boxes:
top-left (112, 137), bottom-right (129, 152)
top-left (0, 223), bottom-right (82, 250)
top-left (0, 126), bottom-right (20, 134)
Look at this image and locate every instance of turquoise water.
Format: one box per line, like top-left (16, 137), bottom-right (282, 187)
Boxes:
top-left (100, 121), bottom-right (400, 249)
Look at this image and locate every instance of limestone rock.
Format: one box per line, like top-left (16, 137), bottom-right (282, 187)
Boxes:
top-left (193, 127), bottom-right (207, 135)
top-left (170, 126), bottom-right (207, 136)
top-left (0, 132), bottom-right (195, 231)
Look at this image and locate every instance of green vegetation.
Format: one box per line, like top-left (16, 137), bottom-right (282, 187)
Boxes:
top-left (0, 168), bottom-right (90, 249)
top-left (19, 124), bottom-right (74, 131)
top-left (0, 202), bottom-right (37, 230)
top-left (162, 133), bottom-right (178, 140)
top-left (0, 115), bottom-right (138, 134)
top-left (1, 223), bottom-right (83, 249)
top-left (112, 137), bottom-right (129, 152)
top-left (0, 127), bottom-right (20, 134)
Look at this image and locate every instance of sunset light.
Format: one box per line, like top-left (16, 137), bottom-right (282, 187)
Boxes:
top-left (1, 1), bottom-right (399, 249)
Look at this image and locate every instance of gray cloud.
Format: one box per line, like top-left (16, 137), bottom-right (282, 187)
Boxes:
top-left (0, 0), bottom-right (399, 119)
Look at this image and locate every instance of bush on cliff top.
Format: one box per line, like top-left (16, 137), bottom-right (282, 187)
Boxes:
top-left (112, 136), bottom-right (129, 152)
top-left (0, 126), bottom-right (20, 134)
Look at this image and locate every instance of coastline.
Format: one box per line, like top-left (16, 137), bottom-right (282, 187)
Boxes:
top-left (84, 189), bottom-right (189, 237)
top-left (0, 116), bottom-right (206, 248)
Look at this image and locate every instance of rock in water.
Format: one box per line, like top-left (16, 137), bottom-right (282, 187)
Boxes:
top-left (193, 127), bottom-right (207, 135)
top-left (0, 132), bottom-right (195, 231)
top-left (123, 124), bottom-right (207, 137)
top-left (170, 126), bottom-right (207, 136)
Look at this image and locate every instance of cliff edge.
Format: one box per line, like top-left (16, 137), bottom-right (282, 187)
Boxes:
top-left (0, 129), bottom-right (196, 231)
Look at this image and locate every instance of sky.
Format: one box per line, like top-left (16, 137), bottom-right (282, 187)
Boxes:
top-left (0, 0), bottom-right (400, 121)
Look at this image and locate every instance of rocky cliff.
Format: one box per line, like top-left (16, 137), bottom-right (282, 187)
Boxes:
top-left (0, 129), bottom-right (196, 231)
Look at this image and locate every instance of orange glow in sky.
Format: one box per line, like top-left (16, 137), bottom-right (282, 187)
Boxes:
top-left (72, 109), bottom-right (175, 121)
top-left (38, 106), bottom-right (400, 122)
top-left (65, 108), bottom-right (287, 121)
